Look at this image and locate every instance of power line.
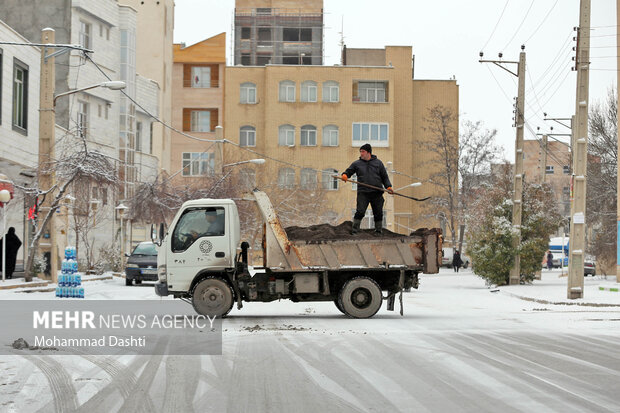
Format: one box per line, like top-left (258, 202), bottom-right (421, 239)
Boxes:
top-left (502, 0), bottom-right (535, 51)
top-left (523, 0), bottom-right (560, 45)
top-left (480, 0), bottom-right (510, 52)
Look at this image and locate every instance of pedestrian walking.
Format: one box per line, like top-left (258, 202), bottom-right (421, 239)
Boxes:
top-left (452, 250), bottom-right (463, 272)
top-left (546, 250), bottom-right (554, 271)
top-left (0, 227), bottom-right (22, 279)
top-left (341, 144), bottom-right (393, 235)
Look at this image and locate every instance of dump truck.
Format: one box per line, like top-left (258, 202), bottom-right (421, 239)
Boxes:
top-left (152, 189), bottom-right (441, 318)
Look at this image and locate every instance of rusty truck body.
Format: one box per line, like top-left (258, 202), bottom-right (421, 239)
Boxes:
top-left (153, 189), bottom-right (441, 318)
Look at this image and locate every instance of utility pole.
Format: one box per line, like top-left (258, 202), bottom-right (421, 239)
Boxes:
top-left (38, 28), bottom-right (58, 283)
top-left (617, 0), bottom-right (620, 284)
top-left (539, 134), bottom-right (548, 183)
top-left (567, 0), bottom-right (591, 299)
top-left (479, 46), bottom-right (526, 285)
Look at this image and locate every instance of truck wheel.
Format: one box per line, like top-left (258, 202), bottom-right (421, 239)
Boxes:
top-left (125, 278), bottom-right (132, 286)
top-left (192, 276), bottom-right (234, 318)
top-left (338, 277), bottom-right (382, 319)
top-left (334, 299), bottom-right (345, 314)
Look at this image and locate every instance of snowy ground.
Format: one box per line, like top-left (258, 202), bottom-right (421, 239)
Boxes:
top-left (0, 268), bottom-right (619, 412)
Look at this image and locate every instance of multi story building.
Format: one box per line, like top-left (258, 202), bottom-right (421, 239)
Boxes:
top-left (234, 0), bottom-right (323, 66)
top-left (2, 0), bottom-right (161, 269)
top-left (171, 33), bottom-right (226, 183)
top-left (0, 19), bottom-right (41, 270)
top-left (224, 45), bottom-right (458, 234)
top-left (523, 139), bottom-right (571, 229)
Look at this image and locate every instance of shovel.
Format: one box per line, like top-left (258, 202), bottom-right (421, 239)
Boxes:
top-left (334, 176), bottom-right (431, 202)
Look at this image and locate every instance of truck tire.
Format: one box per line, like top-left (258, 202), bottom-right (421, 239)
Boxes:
top-left (192, 276), bottom-right (234, 318)
top-left (334, 299), bottom-right (345, 314)
top-left (125, 278), bottom-right (132, 286)
top-left (338, 276), bottom-right (383, 319)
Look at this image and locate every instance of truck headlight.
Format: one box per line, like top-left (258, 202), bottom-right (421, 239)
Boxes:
top-left (158, 265), bottom-right (167, 282)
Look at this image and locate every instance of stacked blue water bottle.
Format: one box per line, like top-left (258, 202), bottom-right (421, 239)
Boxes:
top-left (55, 246), bottom-right (84, 298)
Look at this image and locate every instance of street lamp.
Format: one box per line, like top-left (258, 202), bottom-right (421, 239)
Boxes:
top-left (222, 159), bottom-right (265, 168)
top-left (0, 189), bottom-right (12, 282)
top-left (115, 203), bottom-right (128, 270)
top-left (53, 81), bottom-right (126, 106)
top-left (395, 182), bottom-right (422, 191)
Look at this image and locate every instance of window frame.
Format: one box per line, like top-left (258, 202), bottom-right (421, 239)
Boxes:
top-left (79, 20), bottom-right (92, 49)
top-left (322, 125), bottom-right (339, 147)
top-left (240, 82), bottom-right (257, 104)
top-left (12, 59), bottom-right (28, 133)
top-left (182, 152), bottom-right (215, 176)
top-left (322, 169), bottom-right (339, 190)
top-left (240, 125), bottom-right (256, 147)
top-left (300, 125), bottom-right (317, 146)
top-left (77, 100), bottom-right (89, 139)
top-left (322, 81), bottom-right (339, 103)
top-left (279, 80), bottom-right (296, 102)
top-left (354, 80), bottom-right (388, 103)
top-left (301, 81), bottom-right (317, 102)
top-left (278, 167), bottom-right (296, 189)
top-left (352, 122), bottom-right (389, 147)
top-left (190, 110), bottom-right (211, 132)
top-left (278, 124), bottom-right (295, 146)
top-left (563, 165), bottom-right (570, 174)
top-left (191, 66), bottom-right (211, 88)
top-left (300, 168), bottom-right (317, 189)
top-left (545, 165), bottom-right (554, 174)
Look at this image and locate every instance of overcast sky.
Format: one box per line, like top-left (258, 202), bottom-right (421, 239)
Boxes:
top-left (174, 0), bottom-right (617, 159)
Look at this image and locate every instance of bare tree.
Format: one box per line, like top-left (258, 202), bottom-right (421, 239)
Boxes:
top-left (587, 86), bottom-right (617, 273)
top-left (421, 105), bottom-right (460, 248)
top-left (19, 135), bottom-right (118, 281)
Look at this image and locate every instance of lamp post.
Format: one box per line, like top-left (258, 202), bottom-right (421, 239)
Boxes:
top-left (115, 203), bottom-right (128, 270)
top-left (222, 159), bottom-right (265, 168)
top-left (0, 189), bottom-right (12, 282)
top-left (395, 182), bottom-right (422, 191)
top-left (39, 28), bottom-right (125, 282)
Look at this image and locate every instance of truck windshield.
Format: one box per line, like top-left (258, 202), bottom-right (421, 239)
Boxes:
top-left (171, 207), bottom-right (226, 252)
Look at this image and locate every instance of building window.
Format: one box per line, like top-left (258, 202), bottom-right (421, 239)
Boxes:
top-left (352, 123), bottom-right (389, 146)
top-left (12, 60), bottom-right (28, 132)
top-left (256, 8), bottom-right (272, 15)
top-left (191, 110), bottom-right (211, 132)
top-left (240, 168), bottom-right (256, 189)
top-left (79, 21), bottom-right (91, 49)
top-left (240, 125), bottom-right (256, 147)
top-left (241, 27), bottom-right (251, 40)
top-left (77, 100), bottom-right (88, 139)
top-left (279, 80), bottom-right (296, 102)
top-left (136, 121), bottom-right (143, 152)
top-left (278, 168), bottom-right (295, 189)
top-left (563, 165), bottom-right (570, 174)
top-left (353, 80), bottom-right (388, 103)
top-left (300, 168), bottom-right (317, 189)
top-left (322, 125), bottom-right (339, 146)
top-left (546, 165), bottom-right (554, 174)
top-left (283, 28), bottom-right (312, 42)
top-left (240, 82), bottom-right (257, 104)
top-left (351, 173), bottom-right (358, 190)
top-left (0, 50), bottom-right (3, 124)
top-left (191, 66), bottom-right (211, 88)
top-left (301, 81), bottom-right (317, 102)
top-left (258, 28), bottom-right (271, 46)
top-left (182, 152), bottom-right (215, 176)
top-left (256, 54), bottom-right (271, 65)
top-left (241, 53), bottom-right (251, 65)
top-left (322, 169), bottom-right (339, 190)
top-left (300, 125), bottom-right (317, 146)
top-left (278, 124), bottom-right (295, 146)
top-left (322, 81), bottom-right (339, 102)
top-left (149, 122), bottom-right (154, 154)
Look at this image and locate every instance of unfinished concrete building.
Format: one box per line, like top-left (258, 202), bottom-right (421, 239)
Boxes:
top-left (234, 0), bottom-right (323, 66)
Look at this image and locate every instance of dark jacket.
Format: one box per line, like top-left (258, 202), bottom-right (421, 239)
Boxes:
top-left (343, 155), bottom-right (392, 194)
top-left (452, 251), bottom-right (463, 267)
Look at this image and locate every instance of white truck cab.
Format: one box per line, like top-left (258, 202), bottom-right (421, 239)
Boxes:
top-left (157, 199), bottom-right (240, 294)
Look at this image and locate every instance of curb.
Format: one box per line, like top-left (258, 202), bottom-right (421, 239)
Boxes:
top-left (599, 286), bottom-right (620, 292)
top-left (502, 291), bottom-right (620, 307)
top-left (0, 281), bottom-right (51, 291)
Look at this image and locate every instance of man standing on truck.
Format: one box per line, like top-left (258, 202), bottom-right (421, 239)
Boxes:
top-left (341, 143), bottom-right (393, 235)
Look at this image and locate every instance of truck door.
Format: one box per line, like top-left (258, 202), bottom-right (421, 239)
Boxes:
top-left (167, 206), bottom-right (232, 290)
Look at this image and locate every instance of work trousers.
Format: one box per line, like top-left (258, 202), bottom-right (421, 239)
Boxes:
top-left (354, 191), bottom-right (384, 222)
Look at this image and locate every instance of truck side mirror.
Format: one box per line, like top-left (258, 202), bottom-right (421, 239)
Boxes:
top-left (159, 223), bottom-right (165, 243)
top-left (150, 224), bottom-right (157, 243)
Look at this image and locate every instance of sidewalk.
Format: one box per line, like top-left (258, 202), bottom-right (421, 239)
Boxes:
top-left (499, 269), bottom-right (620, 307)
top-left (0, 274), bottom-right (114, 291)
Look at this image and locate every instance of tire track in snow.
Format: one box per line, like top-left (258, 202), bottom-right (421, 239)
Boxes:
top-left (25, 356), bottom-right (78, 413)
top-left (74, 355), bottom-right (156, 413)
top-left (161, 355), bottom-right (200, 413)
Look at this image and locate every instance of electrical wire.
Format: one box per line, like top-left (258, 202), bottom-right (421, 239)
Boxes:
top-left (523, 0), bottom-right (559, 45)
top-left (501, 0), bottom-right (536, 52)
top-left (480, 0), bottom-right (510, 52)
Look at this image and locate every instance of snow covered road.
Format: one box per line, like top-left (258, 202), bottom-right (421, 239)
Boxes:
top-left (1, 269), bottom-right (619, 412)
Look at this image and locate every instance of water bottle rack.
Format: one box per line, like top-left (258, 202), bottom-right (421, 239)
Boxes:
top-left (55, 246), bottom-right (84, 298)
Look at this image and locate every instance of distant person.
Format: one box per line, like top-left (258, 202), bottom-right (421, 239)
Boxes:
top-left (341, 143), bottom-right (393, 235)
top-left (452, 250), bottom-right (463, 273)
top-left (0, 227), bottom-right (22, 279)
top-left (546, 251), bottom-right (554, 271)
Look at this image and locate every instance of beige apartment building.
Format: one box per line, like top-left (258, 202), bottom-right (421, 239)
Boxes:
top-left (523, 139), bottom-right (571, 231)
top-left (223, 45), bottom-right (459, 233)
top-left (172, 33), bottom-right (226, 182)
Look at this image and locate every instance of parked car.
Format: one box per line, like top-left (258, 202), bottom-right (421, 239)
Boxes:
top-left (584, 256), bottom-right (596, 276)
top-left (441, 247), bottom-right (470, 269)
top-left (125, 241), bottom-right (158, 286)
